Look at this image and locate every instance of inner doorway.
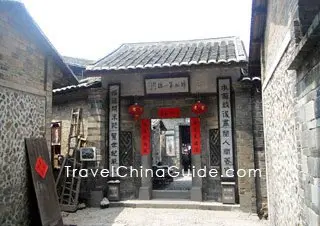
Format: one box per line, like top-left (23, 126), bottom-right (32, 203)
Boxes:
top-left (151, 118), bottom-right (192, 193)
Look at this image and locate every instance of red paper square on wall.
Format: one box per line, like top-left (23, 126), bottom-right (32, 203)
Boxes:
top-left (35, 156), bottom-right (48, 179)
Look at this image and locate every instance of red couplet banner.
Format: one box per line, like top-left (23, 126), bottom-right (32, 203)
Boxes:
top-left (190, 117), bottom-right (201, 155)
top-left (140, 119), bottom-right (151, 155)
top-left (157, 107), bottom-right (181, 118)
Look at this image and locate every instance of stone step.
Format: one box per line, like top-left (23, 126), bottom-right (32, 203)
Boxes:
top-left (109, 199), bottom-right (240, 211)
top-left (152, 190), bottom-right (190, 199)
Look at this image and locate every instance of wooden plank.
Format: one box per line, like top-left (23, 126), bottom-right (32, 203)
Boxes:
top-left (25, 138), bottom-right (64, 226)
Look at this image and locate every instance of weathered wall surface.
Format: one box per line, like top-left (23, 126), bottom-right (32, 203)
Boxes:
top-left (263, 40), bottom-right (302, 226)
top-left (234, 84), bottom-right (257, 212)
top-left (0, 87), bottom-right (45, 225)
top-left (262, 0), bottom-right (320, 225)
top-left (252, 92), bottom-right (267, 213)
top-left (0, 14), bottom-right (45, 90)
top-left (52, 98), bottom-right (89, 156)
top-left (295, 42), bottom-right (320, 226)
top-left (99, 67), bottom-right (242, 96)
top-left (0, 10), bottom-right (62, 225)
top-left (262, 0), bottom-right (297, 81)
top-left (263, 2), bottom-right (302, 224)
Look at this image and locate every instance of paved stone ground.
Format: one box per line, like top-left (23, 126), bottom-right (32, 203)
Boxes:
top-left (63, 207), bottom-right (268, 226)
top-left (153, 174), bottom-right (192, 190)
top-left (164, 175), bottom-right (192, 190)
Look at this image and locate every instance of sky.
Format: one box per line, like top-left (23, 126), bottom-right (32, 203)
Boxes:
top-left (22, 0), bottom-right (252, 61)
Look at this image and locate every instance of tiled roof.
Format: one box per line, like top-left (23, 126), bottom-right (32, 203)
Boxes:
top-left (52, 77), bottom-right (101, 94)
top-left (63, 56), bottom-right (94, 68)
top-left (87, 36), bottom-right (247, 71)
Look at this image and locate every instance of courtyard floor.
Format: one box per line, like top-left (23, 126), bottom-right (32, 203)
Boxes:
top-left (62, 207), bottom-right (268, 226)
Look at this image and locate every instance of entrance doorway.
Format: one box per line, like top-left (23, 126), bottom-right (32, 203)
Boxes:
top-left (151, 118), bottom-right (192, 194)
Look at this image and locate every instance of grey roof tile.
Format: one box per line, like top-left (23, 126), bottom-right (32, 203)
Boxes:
top-left (63, 56), bottom-right (94, 68)
top-left (87, 36), bottom-right (247, 71)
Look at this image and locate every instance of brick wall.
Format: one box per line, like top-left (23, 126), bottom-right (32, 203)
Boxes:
top-left (252, 92), bottom-right (267, 213)
top-left (0, 12), bottom-right (45, 90)
top-left (52, 98), bottom-right (90, 156)
top-left (233, 84), bottom-right (257, 212)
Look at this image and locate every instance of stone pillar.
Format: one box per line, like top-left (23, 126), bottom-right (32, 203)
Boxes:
top-left (138, 120), bottom-right (152, 200)
top-left (87, 88), bottom-right (107, 166)
top-left (139, 154), bottom-right (152, 200)
top-left (234, 83), bottom-right (257, 212)
top-left (191, 153), bottom-right (203, 201)
top-left (45, 57), bottom-right (54, 157)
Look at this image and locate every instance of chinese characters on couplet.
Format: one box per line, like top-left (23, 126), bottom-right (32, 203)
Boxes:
top-left (109, 85), bottom-right (120, 175)
top-left (218, 78), bottom-right (234, 178)
top-left (191, 117), bottom-right (201, 154)
top-left (140, 119), bottom-right (151, 155)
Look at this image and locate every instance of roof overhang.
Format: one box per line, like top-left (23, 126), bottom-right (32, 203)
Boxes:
top-left (248, 0), bottom-right (267, 78)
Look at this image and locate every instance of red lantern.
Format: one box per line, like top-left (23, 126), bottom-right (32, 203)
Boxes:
top-left (191, 100), bottom-right (207, 115)
top-left (128, 103), bottom-right (144, 121)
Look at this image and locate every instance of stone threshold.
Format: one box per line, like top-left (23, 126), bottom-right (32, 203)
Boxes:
top-left (109, 199), bottom-right (240, 211)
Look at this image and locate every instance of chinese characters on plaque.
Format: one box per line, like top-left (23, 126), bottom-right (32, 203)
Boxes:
top-left (218, 78), bottom-right (234, 178)
top-left (190, 117), bottom-right (201, 155)
top-left (140, 119), bottom-right (151, 155)
top-left (158, 107), bottom-right (181, 118)
top-left (109, 85), bottom-right (120, 174)
top-left (145, 77), bottom-right (189, 94)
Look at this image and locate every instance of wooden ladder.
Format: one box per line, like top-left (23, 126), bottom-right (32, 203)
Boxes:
top-left (55, 108), bottom-right (85, 212)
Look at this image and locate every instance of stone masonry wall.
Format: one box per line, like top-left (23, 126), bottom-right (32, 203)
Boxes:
top-left (262, 0), bottom-right (320, 225)
top-left (0, 87), bottom-right (46, 225)
top-left (295, 41), bottom-right (320, 226)
top-left (263, 38), bottom-right (303, 225)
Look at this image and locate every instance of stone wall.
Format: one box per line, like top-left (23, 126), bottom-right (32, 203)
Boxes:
top-left (263, 0), bottom-right (296, 82)
top-left (263, 40), bottom-right (303, 226)
top-left (295, 41), bottom-right (320, 226)
top-left (0, 87), bottom-right (46, 225)
top-left (261, 0), bottom-right (320, 225)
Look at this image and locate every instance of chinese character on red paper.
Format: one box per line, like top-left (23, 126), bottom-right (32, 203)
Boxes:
top-left (35, 156), bottom-right (48, 179)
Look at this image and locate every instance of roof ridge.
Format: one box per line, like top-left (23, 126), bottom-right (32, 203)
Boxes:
top-left (87, 44), bottom-right (127, 69)
top-left (122, 36), bottom-right (239, 46)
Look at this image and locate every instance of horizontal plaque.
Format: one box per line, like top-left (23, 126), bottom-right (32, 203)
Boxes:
top-left (145, 76), bottom-right (189, 94)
